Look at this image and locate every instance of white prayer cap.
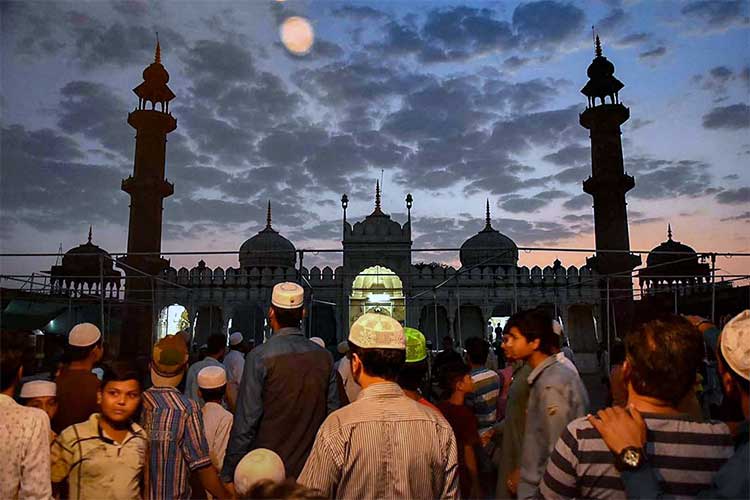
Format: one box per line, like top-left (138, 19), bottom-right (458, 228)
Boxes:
top-left (68, 323), bottom-right (102, 347)
top-left (552, 320), bottom-right (563, 336)
top-left (271, 282), bottom-right (304, 309)
top-left (349, 313), bottom-right (405, 350)
top-left (229, 332), bottom-right (244, 346)
top-left (721, 309), bottom-right (750, 381)
top-left (310, 337), bottom-right (325, 348)
top-left (197, 365), bottom-right (227, 389)
top-left (234, 448), bottom-right (285, 495)
top-left (20, 380), bottom-right (56, 398)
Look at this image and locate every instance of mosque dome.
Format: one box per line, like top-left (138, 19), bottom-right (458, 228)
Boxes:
top-left (239, 202), bottom-right (296, 269)
top-left (639, 225), bottom-right (711, 290)
top-left (61, 227), bottom-right (118, 275)
top-left (459, 201), bottom-right (518, 268)
top-left (581, 35), bottom-right (624, 102)
top-left (645, 225), bottom-right (700, 268)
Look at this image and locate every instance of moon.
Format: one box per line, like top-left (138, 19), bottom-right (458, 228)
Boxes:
top-left (280, 16), bottom-right (314, 56)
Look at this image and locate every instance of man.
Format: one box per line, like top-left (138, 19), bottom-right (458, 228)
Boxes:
top-left (503, 309), bottom-right (588, 499)
top-left (336, 340), bottom-right (362, 403)
top-left (224, 331), bottom-right (248, 411)
top-left (397, 326), bottom-right (440, 413)
top-left (584, 310), bottom-right (749, 499)
top-left (184, 333), bottom-right (227, 406)
top-left (495, 325), bottom-right (532, 499)
top-left (51, 362), bottom-right (147, 499)
top-left (141, 334), bottom-right (228, 500)
top-left (222, 282), bottom-right (339, 483)
top-left (53, 322), bottom-right (103, 433)
top-left (0, 330), bottom-right (52, 500)
top-left (552, 320), bottom-right (578, 372)
top-left (464, 336), bottom-right (501, 438)
top-left (298, 312), bottom-right (459, 499)
top-left (20, 380), bottom-right (58, 442)
top-left (541, 314), bottom-right (735, 499)
top-left (233, 449), bottom-right (286, 497)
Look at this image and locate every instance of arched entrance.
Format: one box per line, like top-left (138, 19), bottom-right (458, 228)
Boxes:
top-left (455, 305), bottom-right (484, 346)
top-left (488, 302), bottom-right (513, 343)
top-left (157, 304), bottom-right (189, 341)
top-left (349, 265), bottom-right (405, 328)
top-left (418, 303), bottom-right (449, 347)
top-left (231, 303), bottom-right (266, 346)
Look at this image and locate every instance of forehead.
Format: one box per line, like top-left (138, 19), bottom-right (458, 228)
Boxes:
top-left (507, 327), bottom-right (523, 337)
top-left (102, 379), bottom-right (140, 392)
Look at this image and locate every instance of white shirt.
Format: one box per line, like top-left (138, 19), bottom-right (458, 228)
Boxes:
top-left (201, 402), bottom-right (233, 471)
top-left (223, 349), bottom-right (245, 405)
top-left (0, 393), bottom-right (52, 500)
top-left (336, 357), bottom-right (361, 403)
top-left (184, 357), bottom-right (225, 406)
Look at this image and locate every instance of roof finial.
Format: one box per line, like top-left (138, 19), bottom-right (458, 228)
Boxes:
top-left (88, 225), bottom-right (92, 244)
top-left (154, 32), bottom-right (161, 64)
top-left (266, 200), bottom-right (272, 229)
top-left (375, 180), bottom-right (381, 211)
top-left (485, 199), bottom-right (492, 229)
top-left (595, 33), bottom-right (602, 58)
top-left (667, 223), bottom-right (672, 240)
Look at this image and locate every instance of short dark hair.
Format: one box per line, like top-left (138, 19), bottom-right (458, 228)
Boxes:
top-left (67, 338), bottom-right (103, 362)
top-left (200, 384), bottom-right (226, 403)
top-left (439, 361), bottom-right (471, 397)
top-left (101, 361), bottom-right (141, 391)
top-left (349, 343), bottom-right (405, 381)
top-left (397, 359), bottom-right (428, 391)
top-left (206, 334), bottom-right (227, 356)
top-left (1, 331), bottom-right (26, 391)
top-left (272, 305), bottom-right (304, 328)
top-left (465, 337), bottom-right (489, 364)
top-left (625, 315), bottom-right (704, 406)
top-left (505, 309), bottom-right (556, 355)
top-left (244, 479), bottom-right (323, 499)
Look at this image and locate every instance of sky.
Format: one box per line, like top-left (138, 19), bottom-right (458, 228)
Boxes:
top-left (1, 0), bottom-right (748, 288)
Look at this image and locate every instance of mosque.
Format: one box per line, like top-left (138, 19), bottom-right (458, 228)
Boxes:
top-left (41, 36), bottom-right (715, 369)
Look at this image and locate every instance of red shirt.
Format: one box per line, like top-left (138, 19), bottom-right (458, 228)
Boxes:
top-left (437, 401), bottom-right (480, 497)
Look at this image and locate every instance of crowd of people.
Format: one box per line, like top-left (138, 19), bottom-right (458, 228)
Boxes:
top-left (1, 279), bottom-right (748, 499)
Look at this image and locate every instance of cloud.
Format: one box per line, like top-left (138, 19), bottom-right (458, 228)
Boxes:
top-left (615, 32), bottom-right (652, 47)
top-left (500, 189), bottom-right (569, 213)
top-left (720, 211), bottom-right (750, 222)
top-left (330, 5), bottom-right (388, 20)
top-left (563, 194), bottom-right (590, 210)
top-left (702, 103), bottom-right (750, 129)
top-left (639, 46), bottom-right (667, 60)
top-left (542, 144), bottom-right (589, 166)
top-left (629, 158), bottom-right (712, 199)
top-left (1, 124), bottom-right (84, 161)
top-left (512, 1), bottom-right (585, 49)
top-left (680, 1), bottom-right (749, 32)
top-left (715, 187), bottom-right (750, 205)
top-left (597, 8), bottom-right (628, 34)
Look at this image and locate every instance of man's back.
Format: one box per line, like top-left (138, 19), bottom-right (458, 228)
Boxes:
top-left (541, 415), bottom-right (734, 499)
top-left (299, 382), bottom-right (459, 499)
top-left (53, 367), bottom-right (100, 432)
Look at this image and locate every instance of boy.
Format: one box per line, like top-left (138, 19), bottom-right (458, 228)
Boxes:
top-left (51, 362), bottom-right (147, 499)
top-left (437, 362), bottom-right (482, 499)
top-left (20, 379), bottom-right (58, 442)
top-left (198, 366), bottom-right (234, 478)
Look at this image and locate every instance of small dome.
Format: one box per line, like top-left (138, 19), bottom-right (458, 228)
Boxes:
top-left (60, 228), bottom-right (119, 276)
top-left (239, 202), bottom-right (296, 269)
top-left (646, 225), bottom-right (699, 268)
top-left (581, 36), bottom-right (624, 101)
top-left (459, 201), bottom-right (518, 268)
top-left (143, 61), bottom-right (169, 85)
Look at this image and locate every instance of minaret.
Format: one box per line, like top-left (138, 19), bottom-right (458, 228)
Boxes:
top-left (580, 35), bottom-right (641, 341)
top-left (118, 37), bottom-right (176, 358)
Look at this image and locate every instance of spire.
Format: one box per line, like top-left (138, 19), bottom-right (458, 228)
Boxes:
top-left (266, 200), bottom-right (272, 229)
top-left (667, 223), bottom-right (673, 241)
top-left (375, 180), bottom-right (381, 211)
top-left (154, 32), bottom-right (161, 64)
top-left (88, 225), bottom-right (93, 244)
top-left (595, 34), bottom-right (602, 58)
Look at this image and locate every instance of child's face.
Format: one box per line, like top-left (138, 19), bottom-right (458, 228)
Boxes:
top-left (98, 379), bottom-right (141, 424)
top-left (504, 326), bottom-right (538, 361)
top-left (26, 396), bottom-right (58, 420)
top-left (458, 374), bottom-right (475, 393)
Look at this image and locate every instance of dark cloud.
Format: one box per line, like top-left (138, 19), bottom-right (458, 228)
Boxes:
top-left (487, 105), bottom-right (585, 155)
top-left (715, 187), bottom-right (750, 205)
top-left (616, 32), bottom-right (651, 47)
top-left (626, 118), bottom-right (654, 131)
top-left (0, 2), bottom-right (67, 57)
top-left (680, 1), bottom-right (749, 31)
top-left (702, 103), bottom-right (750, 129)
top-left (597, 8), bottom-right (628, 34)
top-left (563, 194), bottom-right (590, 210)
top-left (629, 159), bottom-right (712, 199)
top-left (512, 1), bottom-right (585, 49)
top-left (720, 211), bottom-right (750, 222)
top-left (312, 39), bottom-right (345, 59)
top-left (500, 189), bottom-right (569, 213)
top-left (1, 125), bottom-right (84, 161)
top-left (639, 46), bottom-right (667, 60)
top-left (542, 144), bottom-right (589, 166)
top-left (554, 167), bottom-right (589, 184)
top-left (330, 5), bottom-right (388, 20)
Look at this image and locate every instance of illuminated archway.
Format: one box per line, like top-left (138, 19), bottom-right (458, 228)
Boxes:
top-left (157, 304), bottom-right (189, 340)
top-left (349, 266), bottom-right (405, 327)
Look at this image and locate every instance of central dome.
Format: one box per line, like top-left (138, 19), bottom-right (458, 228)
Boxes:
top-left (239, 202), bottom-right (296, 269)
top-left (459, 201), bottom-right (518, 268)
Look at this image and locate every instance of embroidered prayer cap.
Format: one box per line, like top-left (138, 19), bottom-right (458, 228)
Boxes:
top-left (234, 448), bottom-right (286, 495)
top-left (271, 282), bottom-right (304, 309)
top-left (404, 327), bottom-right (427, 363)
top-left (20, 380), bottom-right (56, 398)
top-left (721, 309), bottom-right (750, 381)
top-left (348, 313), bottom-right (405, 350)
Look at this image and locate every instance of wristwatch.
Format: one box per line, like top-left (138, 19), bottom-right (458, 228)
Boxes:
top-left (615, 446), bottom-right (646, 471)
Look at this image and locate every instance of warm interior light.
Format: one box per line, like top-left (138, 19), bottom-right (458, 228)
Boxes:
top-left (367, 293), bottom-right (391, 303)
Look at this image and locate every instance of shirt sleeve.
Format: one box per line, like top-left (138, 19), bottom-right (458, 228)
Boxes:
top-left (220, 351), bottom-right (267, 483)
top-left (181, 404), bottom-right (212, 471)
top-left (326, 355), bottom-right (341, 414)
top-left (539, 425), bottom-right (580, 499)
top-left (21, 411), bottom-right (52, 500)
top-left (298, 429), bottom-right (341, 498)
top-left (440, 425), bottom-right (460, 500)
top-left (215, 413), bottom-right (234, 471)
top-left (50, 431), bottom-right (73, 484)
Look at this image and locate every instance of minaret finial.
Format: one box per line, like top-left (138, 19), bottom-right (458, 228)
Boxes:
top-left (266, 200), bottom-right (272, 229)
top-left (485, 199), bottom-right (492, 229)
top-left (595, 33), bottom-right (602, 58)
top-left (667, 223), bottom-right (672, 240)
top-left (375, 180), bottom-right (381, 211)
top-left (155, 32), bottom-right (161, 64)
top-left (88, 225), bottom-right (92, 244)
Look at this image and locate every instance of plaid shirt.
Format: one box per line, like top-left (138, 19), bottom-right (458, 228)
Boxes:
top-left (141, 386), bottom-right (212, 500)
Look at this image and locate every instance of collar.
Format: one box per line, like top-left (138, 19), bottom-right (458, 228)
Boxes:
top-left (273, 327), bottom-right (303, 337)
top-left (357, 381), bottom-right (405, 401)
top-left (90, 413), bottom-right (144, 445)
top-left (527, 354), bottom-right (558, 385)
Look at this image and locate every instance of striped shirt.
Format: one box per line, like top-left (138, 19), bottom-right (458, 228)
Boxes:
top-left (540, 414), bottom-right (734, 499)
top-left (466, 367), bottom-right (500, 434)
top-left (141, 386), bottom-right (212, 500)
top-left (298, 382), bottom-right (460, 499)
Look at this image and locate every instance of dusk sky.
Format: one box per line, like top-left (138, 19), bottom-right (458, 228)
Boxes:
top-left (1, 0), bottom-right (748, 287)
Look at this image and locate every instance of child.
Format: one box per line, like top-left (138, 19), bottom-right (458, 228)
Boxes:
top-left (20, 380), bottom-right (58, 442)
top-left (197, 365), bottom-right (234, 500)
top-left (51, 362), bottom-right (147, 500)
top-left (436, 361), bottom-right (482, 499)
